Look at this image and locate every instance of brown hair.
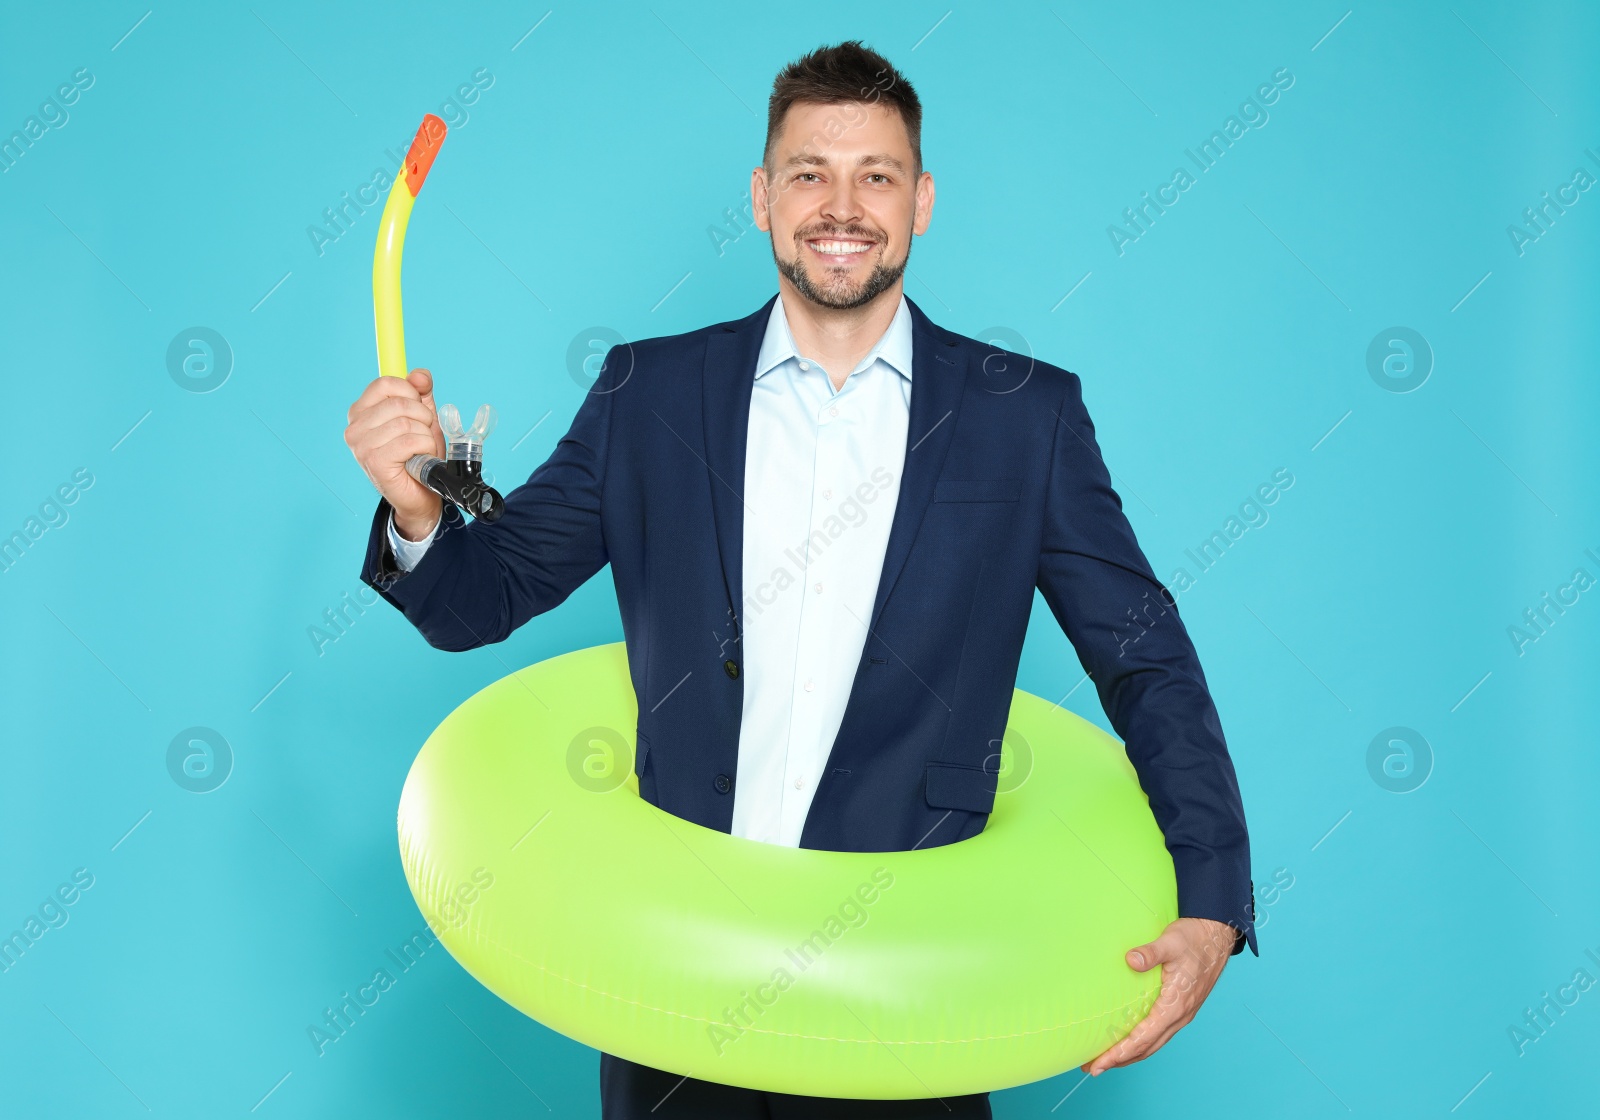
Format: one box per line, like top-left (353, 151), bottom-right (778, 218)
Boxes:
top-left (764, 41), bottom-right (922, 172)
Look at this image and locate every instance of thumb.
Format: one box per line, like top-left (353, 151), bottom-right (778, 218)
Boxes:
top-left (407, 366), bottom-right (435, 408)
top-left (1127, 929), bottom-right (1179, 971)
top-left (408, 368), bottom-right (444, 448)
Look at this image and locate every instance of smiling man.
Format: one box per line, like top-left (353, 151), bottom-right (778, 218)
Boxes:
top-left (347, 40), bottom-right (1255, 1120)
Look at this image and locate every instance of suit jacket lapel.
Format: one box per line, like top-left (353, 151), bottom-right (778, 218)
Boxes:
top-left (866, 296), bottom-right (967, 635)
top-left (701, 295), bottom-right (775, 634)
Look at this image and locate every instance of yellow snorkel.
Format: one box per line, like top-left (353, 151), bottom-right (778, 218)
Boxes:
top-left (371, 113), bottom-right (504, 521)
top-left (373, 113), bottom-right (447, 379)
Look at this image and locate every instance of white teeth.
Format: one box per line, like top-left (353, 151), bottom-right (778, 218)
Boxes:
top-left (810, 239), bottom-right (874, 255)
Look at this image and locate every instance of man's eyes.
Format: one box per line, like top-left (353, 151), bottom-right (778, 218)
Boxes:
top-left (791, 172), bottom-right (894, 184)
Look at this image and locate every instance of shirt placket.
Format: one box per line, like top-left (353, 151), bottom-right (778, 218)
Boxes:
top-left (780, 366), bottom-right (851, 840)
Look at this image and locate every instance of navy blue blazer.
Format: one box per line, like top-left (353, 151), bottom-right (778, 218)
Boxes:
top-left (361, 294), bottom-right (1257, 956)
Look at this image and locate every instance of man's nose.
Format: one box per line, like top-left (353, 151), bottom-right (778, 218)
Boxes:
top-left (818, 179), bottom-right (863, 227)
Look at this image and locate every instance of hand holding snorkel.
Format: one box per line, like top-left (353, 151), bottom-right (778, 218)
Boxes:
top-left (350, 113), bottom-right (504, 531)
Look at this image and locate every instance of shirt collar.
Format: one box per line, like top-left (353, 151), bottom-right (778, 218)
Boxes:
top-left (753, 292), bottom-right (914, 382)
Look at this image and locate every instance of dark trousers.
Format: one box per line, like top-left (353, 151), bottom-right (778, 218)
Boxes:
top-left (600, 1052), bottom-right (992, 1119)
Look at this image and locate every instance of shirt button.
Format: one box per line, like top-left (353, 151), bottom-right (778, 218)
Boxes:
top-left (822, 489), bottom-right (832, 499)
top-left (713, 773), bottom-right (732, 794)
top-left (799, 360), bottom-right (810, 371)
top-left (803, 679), bottom-right (815, 692)
top-left (813, 582), bottom-right (823, 594)
top-left (723, 659), bottom-right (739, 680)
top-left (829, 406), bottom-right (840, 418)
top-left (793, 777), bottom-right (804, 790)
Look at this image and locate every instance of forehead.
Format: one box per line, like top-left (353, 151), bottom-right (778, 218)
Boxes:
top-left (772, 99), bottom-right (913, 162)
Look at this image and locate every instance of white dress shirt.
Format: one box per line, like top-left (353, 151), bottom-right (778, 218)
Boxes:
top-left (388, 293), bottom-right (914, 848)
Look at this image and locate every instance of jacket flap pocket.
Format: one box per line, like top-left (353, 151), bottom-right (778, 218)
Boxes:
top-left (634, 733), bottom-right (650, 774)
top-left (924, 761), bottom-right (998, 813)
top-left (933, 478), bottom-right (1021, 503)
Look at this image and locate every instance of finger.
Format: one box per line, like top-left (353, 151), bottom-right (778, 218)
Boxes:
top-left (1087, 989), bottom-right (1189, 1075)
top-left (1127, 926), bottom-right (1183, 971)
top-left (1088, 1034), bottom-right (1143, 1075)
top-left (408, 367), bottom-right (437, 412)
top-left (347, 374), bottom-right (421, 421)
top-left (353, 417), bottom-right (437, 464)
top-left (406, 368), bottom-right (445, 445)
top-left (1081, 1034), bottom-right (1133, 1075)
top-left (1085, 1023), bottom-right (1156, 1074)
top-left (371, 427), bottom-right (440, 458)
top-left (365, 429), bottom-right (443, 477)
top-left (1079, 1038), bottom-right (1120, 1074)
top-left (347, 416), bottom-right (433, 464)
top-left (347, 399), bottom-right (437, 451)
top-left (1091, 1016), bottom-right (1188, 1074)
top-left (359, 414), bottom-right (436, 448)
top-left (353, 393), bottom-right (437, 432)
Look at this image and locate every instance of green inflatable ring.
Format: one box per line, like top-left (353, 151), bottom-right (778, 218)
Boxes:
top-left (398, 643), bottom-right (1177, 1098)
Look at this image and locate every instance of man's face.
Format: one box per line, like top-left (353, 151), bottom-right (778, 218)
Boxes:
top-left (752, 100), bottom-right (934, 311)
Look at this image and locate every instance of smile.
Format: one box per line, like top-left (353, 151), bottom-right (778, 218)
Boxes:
top-left (805, 238), bottom-right (878, 260)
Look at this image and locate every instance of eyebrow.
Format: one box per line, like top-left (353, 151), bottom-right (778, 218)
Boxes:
top-left (782, 152), bottom-right (909, 174)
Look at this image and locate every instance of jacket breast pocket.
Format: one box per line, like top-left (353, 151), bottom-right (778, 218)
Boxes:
top-left (933, 478), bottom-right (1021, 504)
top-left (924, 761), bottom-right (999, 814)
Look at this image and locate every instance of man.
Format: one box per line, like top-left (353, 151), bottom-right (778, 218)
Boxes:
top-left (346, 41), bottom-right (1255, 1120)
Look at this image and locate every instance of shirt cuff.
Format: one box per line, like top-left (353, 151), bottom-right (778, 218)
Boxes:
top-left (387, 510), bottom-right (440, 572)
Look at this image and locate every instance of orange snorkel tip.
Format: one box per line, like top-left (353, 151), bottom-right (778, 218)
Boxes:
top-left (404, 113), bottom-right (448, 197)
top-left (373, 113), bottom-right (447, 379)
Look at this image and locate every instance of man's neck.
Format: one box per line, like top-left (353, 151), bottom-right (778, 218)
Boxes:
top-left (778, 279), bottom-right (903, 390)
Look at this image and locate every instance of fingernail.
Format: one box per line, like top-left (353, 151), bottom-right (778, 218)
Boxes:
top-left (1131, 952), bottom-right (1144, 967)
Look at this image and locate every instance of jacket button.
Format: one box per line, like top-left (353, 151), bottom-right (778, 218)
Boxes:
top-left (713, 773), bottom-right (732, 794)
top-left (723, 659), bottom-right (739, 680)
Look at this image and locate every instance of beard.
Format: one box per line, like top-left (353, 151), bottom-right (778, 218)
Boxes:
top-left (772, 225), bottom-right (909, 311)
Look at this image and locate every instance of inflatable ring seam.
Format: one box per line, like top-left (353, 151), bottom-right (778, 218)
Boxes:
top-left (412, 893), bottom-right (1152, 1046)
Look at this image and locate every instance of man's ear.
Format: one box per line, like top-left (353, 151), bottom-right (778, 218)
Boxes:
top-left (913, 170), bottom-right (935, 236)
top-left (750, 166), bottom-right (771, 233)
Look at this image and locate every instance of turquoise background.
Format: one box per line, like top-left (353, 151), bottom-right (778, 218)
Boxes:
top-left (3, 1), bottom-right (1596, 1115)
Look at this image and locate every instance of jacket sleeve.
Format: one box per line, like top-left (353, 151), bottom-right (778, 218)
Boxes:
top-left (358, 347), bottom-right (621, 652)
top-left (1034, 370), bottom-right (1258, 957)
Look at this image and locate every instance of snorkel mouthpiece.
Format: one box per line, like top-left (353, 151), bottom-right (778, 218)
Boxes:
top-left (405, 403), bottom-right (505, 522)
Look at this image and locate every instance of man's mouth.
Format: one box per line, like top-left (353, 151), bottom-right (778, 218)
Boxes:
top-left (804, 237), bottom-right (879, 263)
